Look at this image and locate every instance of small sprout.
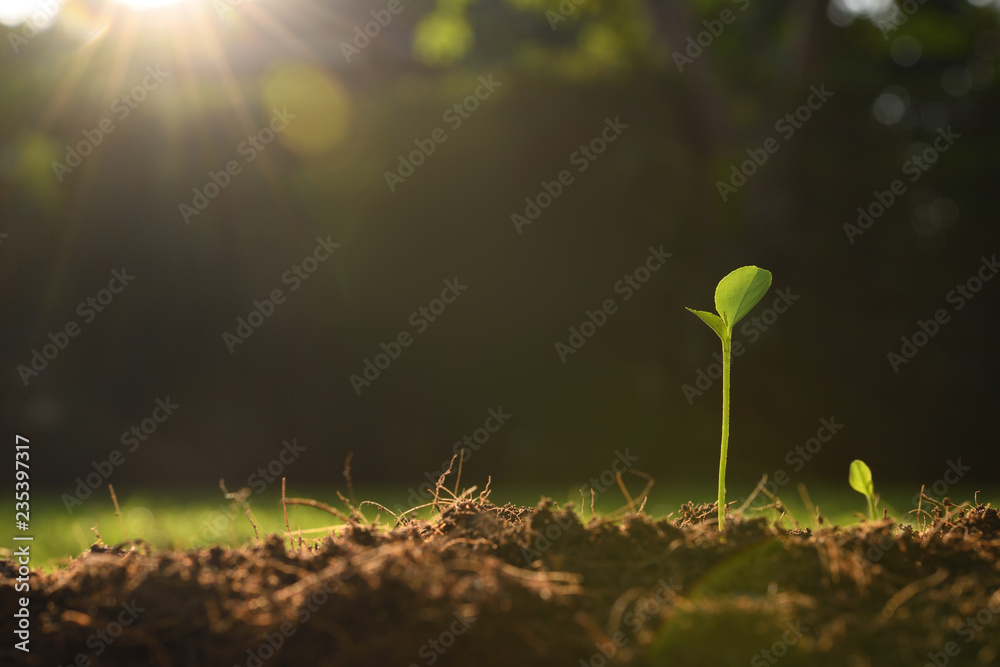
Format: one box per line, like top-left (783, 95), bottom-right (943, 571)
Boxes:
top-left (849, 459), bottom-right (878, 520)
top-left (687, 266), bottom-right (773, 530)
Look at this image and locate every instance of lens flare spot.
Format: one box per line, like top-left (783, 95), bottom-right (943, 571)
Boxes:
top-left (261, 62), bottom-right (351, 155)
top-left (8, 133), bottom-right (63, 206)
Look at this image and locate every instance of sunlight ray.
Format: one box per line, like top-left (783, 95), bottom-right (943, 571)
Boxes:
top-left (235, 0), bottom-right (338, 63)
top-left (188, 5), bottom-right (258, 135)
top-left (188, 4), bottom-right (291, 217)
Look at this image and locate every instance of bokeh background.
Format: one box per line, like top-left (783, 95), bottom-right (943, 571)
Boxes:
top-left (2, 0), bottom-right (998, 516)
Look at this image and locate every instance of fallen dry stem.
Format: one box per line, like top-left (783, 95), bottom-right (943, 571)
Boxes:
top-left (284, 497), bottom-right (350, 523)
top-left (108, 484), bottom-right (128, 542)
top-left (281, 478), bottom-right (292, 543)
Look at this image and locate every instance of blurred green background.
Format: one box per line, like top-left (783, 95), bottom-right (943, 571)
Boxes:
top-left (1, 0), bottom-right (998, 555)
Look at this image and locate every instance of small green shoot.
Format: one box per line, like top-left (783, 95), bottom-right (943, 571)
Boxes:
top-left (849, 459), bottom-right (877, 520)
top-left (687, 266), bottom-right (772, 530)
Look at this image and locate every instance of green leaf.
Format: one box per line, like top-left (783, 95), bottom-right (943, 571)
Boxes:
top-left (849, 459), bottom-right (874, 499)
top-left (685, 308), bottom-right (727, 341)
top-left (714, 266), bottom-right (772, 330)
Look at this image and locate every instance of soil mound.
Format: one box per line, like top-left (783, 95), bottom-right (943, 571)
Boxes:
top-left (4, 499), bottom-right (1000, 666)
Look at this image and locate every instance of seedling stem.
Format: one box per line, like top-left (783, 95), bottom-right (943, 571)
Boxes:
top-left (719, 336), bottom-right (731, 528)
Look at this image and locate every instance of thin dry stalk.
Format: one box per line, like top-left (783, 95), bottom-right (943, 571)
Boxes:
top-left (736, 474), bottom-right (768, 514)
top-left (108, 484), bottom-right (128, 541)
top-left (281, 478), bottom-right (292, 545)
top-left (395, 501), bottom-right (438, 523)
top-left (284, 497), bottom-right (351, 522)
top-left (359, 500), bottom-right (400, 522)
top-left (454, 448), bottom-right (465, 498)
top-left (245, 509), bottom-right (259, 547)
top-left (478, 476), bottom-right (492, 503)
top-left (797, 483), bottom-right (819, 530)
top-left (432, 454), bottom-right (460, 511)
top-left (337, 491), bottom-right (362, 522)
top-left (343, 452), bottom-right (356, 507)
top-left (627, 469), bottom-right (655, 512)
top-left (754, 483), bottom-right (788, 525)
top-left (615, 472), bottom-right (637, 514)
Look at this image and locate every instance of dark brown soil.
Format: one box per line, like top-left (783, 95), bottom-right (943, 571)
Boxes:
top-left (4, 497), bottom-right (1000, 667)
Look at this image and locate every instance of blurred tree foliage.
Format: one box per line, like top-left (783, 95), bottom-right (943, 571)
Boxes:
top-left (1, 1), bottom-right (999, 489)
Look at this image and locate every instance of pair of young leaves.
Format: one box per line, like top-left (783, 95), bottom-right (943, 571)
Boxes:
top-left (687, 266), bottom-right (773, 339)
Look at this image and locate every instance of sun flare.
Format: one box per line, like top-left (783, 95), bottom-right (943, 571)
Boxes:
top-left (110, 0), bottom-right (191, 10)
top-left (0, 0), bottom-right (63, 28)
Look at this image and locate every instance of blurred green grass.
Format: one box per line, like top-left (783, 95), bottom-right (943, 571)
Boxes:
top-left (5, 481), bottom-right (996, 572)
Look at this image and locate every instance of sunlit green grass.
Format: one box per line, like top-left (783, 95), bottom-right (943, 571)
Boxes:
top-left (5, 481), bottom-right (995, 572)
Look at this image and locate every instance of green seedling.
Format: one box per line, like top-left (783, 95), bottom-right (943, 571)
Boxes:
top-left (687, 266), bottom-right (772, 530)
top-left (849, 459), bottom-right (878, 520)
